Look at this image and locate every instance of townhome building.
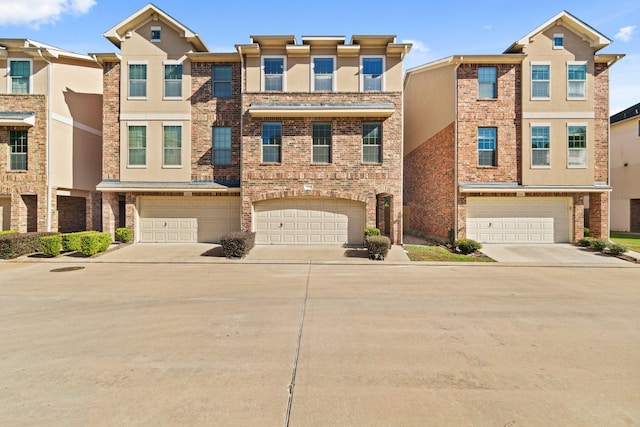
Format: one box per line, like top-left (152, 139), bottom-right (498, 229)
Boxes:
top-left (610, 102), bottom-right (640, 232)
top-left (0, 39), bottom-right (103, 233)
top-left (96, 4), bottom-right (410, 245)
top-left (404, 11), bottom-right (623, 244)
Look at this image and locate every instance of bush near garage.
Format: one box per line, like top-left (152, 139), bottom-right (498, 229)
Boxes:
top-left (455, 238), bottom-right (482, 255)
top-left (606, 243), bottom-right (627, 256)
top-left (115, 227), bottom-right (132, 243)
top-left (590, 239), bottom-right (609, 252)
top-left (0, 230), bottom-right (18, 237)
top-left (576, 237), bottom-right (596, 247)
top-left (220, 231), bottom-right (256, 258)
top-left (61, 231), bottom-right (103, 252)
top-left (79, 232), bottom-right (112, 256)
top-left (0, 232), bottom-right (58, 259)
top-left (364, 227), bottom-right (381, 238)
top-left (40, 235), bottom-right (63, 257)
top-left (366, 235), bottom-right (390, 260)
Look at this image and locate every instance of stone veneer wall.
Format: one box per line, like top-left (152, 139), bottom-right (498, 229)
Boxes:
top-left (241, 92), bottom-right (403, 243)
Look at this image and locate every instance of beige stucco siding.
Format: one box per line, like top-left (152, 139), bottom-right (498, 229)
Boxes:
top-left (50, 61), bottom-right (102, 130)
top-left (50, 120), bottom-right (102, 191)
top-left (611, 117), bottom-right (640, 231)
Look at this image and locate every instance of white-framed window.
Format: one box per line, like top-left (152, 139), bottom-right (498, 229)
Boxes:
top-left (567, 123), bottom-right (587, 168)
top-left (9, 130), bottom-right (28, 170)
top-left (163, 62), bottom-right (182, 99)
top-left (151, 26), bottom-right (161, 42)
top-left (567, 62), bottom-right (587, 100)
top-left (163, 124), bottom-right (182, 167)
top-left (553, 33), bottom-right (564, 49)
top-left (311, 56), bottom-right (335, 92)
top-left (213, 126), bottom-right (232, 166)
top-left (127, 124), bottom-right (147, 167)
top-left (8, 59), bottom-right (32, 94)
top-left (262, 122), bottom-right (282, 163)
top-left (531, 62), bottom-right (550, 100)
top-left (362, 122), bottom-right (382, 163)
top-left (478, 66), bottom-right (497, 99)
top-left (361, 56), bottom-right (384, 92)
top-left (262, 56), bottom-right (285, 92)
top-left (531, 124), bottom-right (550, 167)
top-left (128, 61), bottom-right (148, 99)
top-left (212, 65), bottom-right (232, 98)
top-left (312, 122), bottom-right (331, 163)
top-left (478, 127), bottom-right (497, 167)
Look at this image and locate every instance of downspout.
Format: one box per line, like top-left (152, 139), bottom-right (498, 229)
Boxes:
top-left (399, 44), bottom-right (409, 245)
top-left (453, 56), bottom-right (462, 239)
top-left (237, 46), bottom-right (245, 232)
top-left (38, 49), bottom-right (53, 232)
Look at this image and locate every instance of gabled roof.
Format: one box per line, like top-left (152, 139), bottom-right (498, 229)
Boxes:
top-left (505, 10), bottom-right (611, 53)
top-left (103, 3), bottom-right (207, 52)
top-left (0, 38), bottom-right (98, 64)
top-left (611, 102), bottom-right (640, 124)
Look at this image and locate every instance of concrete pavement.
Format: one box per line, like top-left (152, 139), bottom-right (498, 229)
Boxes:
top-left (0, 260), bottom-right (638, 426)
top-left (479, 243), bottom-right (632, 264)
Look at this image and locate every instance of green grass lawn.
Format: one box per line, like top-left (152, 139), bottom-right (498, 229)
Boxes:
top-left (610, 232), bottom-right (640, 253)
top-left (404, 245), bottom-right (495, 262)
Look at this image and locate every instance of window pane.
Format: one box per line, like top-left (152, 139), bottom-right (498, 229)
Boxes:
top-left (478, 67), bottom-right (496, 99)
top-left (531, 65), bottom-right (550, 98)
top-left (213, 82), bottom-right (231, 98)
top-left (531, 126), bottom-right (550, 166)
top-left (164, 126), bottom-right (181, 166)
top-left (164, 64), bottom-right (182, 97)
top-left (532, 81), bottom-right (550, 98)
top-left (568, 126), bottom-right (586, 167)
top-left (265, 75), bottom-right (283, 91)
top-left (264, 58), bottom-right (284, 74)
top-left (568, 81), bottom-right (586, 98)
top-left (129, 64), bottom-right (147, 79)
top-left (478, 127), bottom-right (496, 166)
top-left (362, 122), bottom-right (382, 163)
top-left (10, 61), bottom-right (30, 77)
top-left (9, 130), bottom-right (28, 170)
top-left (363, 58), bottom-right (382, 74)
top-left (363, 58), bottom-right (383, 92)
top-left (262, 122), bottom-right (281, 163)
top-left (314, 59), bottom-right (334, 92)
top-left (213, 65), bottom-right (232, 98)
top-left (128, 126), bottom-right (146, 165)
top-left (213, 127), bottom-right (232, 166)
top-left (312, 123), bottom-right (331, 163)
top-left (129, 64), bottom-right (147, 97)
top-left (568, 65), bottom-right (586, 98)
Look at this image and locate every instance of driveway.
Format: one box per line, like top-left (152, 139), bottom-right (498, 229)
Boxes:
top-left (479, 243), bottom-right (630, 264)
top-left (0, 261), bottom-right (638, 426)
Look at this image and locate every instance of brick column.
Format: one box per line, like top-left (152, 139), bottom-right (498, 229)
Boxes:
top-left (125, 193), bottom-right (136, 236)
top-left (102, 192), bottom-right (119, 237)
top-left (376, 196), bottom-right (386, 236)
top-left (573, 195), bottom-right (585, 241)
top-left (588, 192), bottom-right (609, 239)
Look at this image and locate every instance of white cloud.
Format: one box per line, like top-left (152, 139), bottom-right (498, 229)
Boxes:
top-left (0, 0), bottom-right (96, 28)
top-left (401, 39), bottom-right (431, 71)
top-left (615, 25), bottom-right (636, 42)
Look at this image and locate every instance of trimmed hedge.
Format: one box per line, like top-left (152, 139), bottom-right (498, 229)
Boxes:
top-left (366, 235), bottom-right (390, 260)
top-left (364, 227), bottom-right (381, 238)
top-left (455, 238), bottom-right (482, 255)
top-left (0, 230), bottom-right (18, 237)
top-left (40, 235), bottom-right (63, 257)
top-left (220, 231), bottom-right (256, 258)
top-left (79, 232), bottom-right (112, 256)
top-left (0, 232), bottom-right (58, 259)
top-left (115, 227), bottom-right (132, 243)
top-left (62, 231), bottom-right (101, 252)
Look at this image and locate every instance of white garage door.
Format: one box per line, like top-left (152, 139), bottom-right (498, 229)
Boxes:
top-left (254, 198), bottom-right (365, 245)
top-left (139, 196), bottom-right (240, 243)
top-left (466, 197), bottom-right (571, 243)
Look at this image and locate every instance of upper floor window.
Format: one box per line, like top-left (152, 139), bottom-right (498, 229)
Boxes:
top-left (263, 57), bottom-right (285, 92)
top-left (163, 125), bottom-right (182, 167)
top-left (362, 122), bottom-right (382, 163)
top-left (553, 33), bottom-right (564, 49)
top-left (212, 65), bottom-right (232, 98)
top-left (567, 63), bottom-right (587, 100)
top-left (478, 127), bottom-right (497, 167)
top-left (262, 122), bottom-right (282, 163)
top-left (127, 125), bottom-right (146, 167)
top-left (8, 59), bottom-right (31, 94)
top-left (151, 26), bottom-right (161, 42)
top-left (531, 63), bottom-right (550, 99)
top-left (478, 66), bottom-right (497, 99)
top-left (362, 57), bottom-right (383, 92)
top-left (164, 63), bottom-right (182, 98)
top-left (213, 126), bottom-right (232, 166)
top-left (312, 57), bottom-right (334, 92)
top-left (312, 122), bottom-right (332, 163)
top-left (9, 130), bottom-right (28, 170)
top-left (531, 125), bottom-right (550, 167)
top-left (129, 62), bottom-right (147, 98)
top-left (568, 125), bottom-right (587, 168)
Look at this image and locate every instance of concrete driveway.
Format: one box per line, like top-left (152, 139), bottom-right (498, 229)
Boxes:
top-left (0, 260), bottom-right (638, 426)
top-left (479, 243), bottom-right (630, 264)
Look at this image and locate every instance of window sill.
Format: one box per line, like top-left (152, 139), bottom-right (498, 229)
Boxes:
top-left (7, 169), bottom-right (28, 173)
top-left (531, 97), bottom-right (550, 101)
top-left (362, 162), bottom-right (382, 165)
top-left (311, 162), bottom-right (332, 165)
top-left (567, 97), bottom-right (587, 101)
top-left (567, 165), bottom-right (587, 169)
top-left (127, 165), bottom-right (147, 169)
top-left (162, 97), bottom-right (183, 101)
top-left (162, 165), bottom-right (183, 169)
top-left (531, 165), bottom-right (551, 169)
top-left (128, 97), bottom-right (148, 101)
top-left (477, 165), bottom-right (498, 168)
top-left (260, 162), bottom-right (281, 166)
top-left (477, 98), bottom-right (498, 101)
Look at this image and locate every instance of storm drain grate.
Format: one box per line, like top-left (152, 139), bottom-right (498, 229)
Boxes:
top-left (50, 266), bottom-right (85, 273)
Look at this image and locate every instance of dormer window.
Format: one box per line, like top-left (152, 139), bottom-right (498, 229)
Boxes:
top-left (553, 33), bottom-right (564, 49)
top-left (151, 26), bottom-right (161, 42)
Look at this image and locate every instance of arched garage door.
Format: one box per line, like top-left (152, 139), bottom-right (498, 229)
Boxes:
top-left (254, 197), bottom-right (365, 245)
top-left (466, 197), bottom-right (572, 243)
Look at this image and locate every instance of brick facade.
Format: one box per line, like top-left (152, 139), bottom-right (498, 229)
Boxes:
top-left (241, 92), bottom-right (404, 243)
top-left (102, 62), bottom-right (121, 181)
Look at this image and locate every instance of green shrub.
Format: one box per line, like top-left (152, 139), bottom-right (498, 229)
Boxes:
top-left (607, 242), bottom-right (627, 255)
top-left (364, 227), bottom-right (381, 238)
top-left (455, 238), bottom-right (482, 255)
top-left (0, 230), bottom-right (18, 236)
top-left (115, 227), bottom-right (132, 243)
top-left (79, 232), bottom-right (112, 256)
top-left (590, 239), bottom-right (608, 251)
top-left (576, 237), bottom-right (595, 247)
top-left (220, 231), bottom-right (256, 258)
top-left (62, 231), bottom-right (101, 252)
top-left (365, 235), bottom-right (390, 260)
top-left (40, 235), bottom-right (62, 257)
top-left (584, 227), bottom-right (590, 237)
top-left (0, 232), bottom-right (58, 259)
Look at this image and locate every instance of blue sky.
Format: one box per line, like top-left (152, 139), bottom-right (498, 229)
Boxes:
top-left (0, 0), bottom-right (637, 113)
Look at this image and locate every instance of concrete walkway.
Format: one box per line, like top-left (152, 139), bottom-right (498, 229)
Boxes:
top-left (479, 243), bottom-right (632, 264)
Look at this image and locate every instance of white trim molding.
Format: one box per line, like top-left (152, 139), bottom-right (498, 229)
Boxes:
top-left (523, 112), bottom-right (595, 119)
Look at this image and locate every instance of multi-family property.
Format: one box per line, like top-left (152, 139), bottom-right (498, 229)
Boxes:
top-left (610, 102), bottom-right (640, 232)
top-left (0, 39), bottom-right (103, 233)
top-left (404, 11), bottom-right (623, 243)
top-left (95, 4), bottom-right (410, 245)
